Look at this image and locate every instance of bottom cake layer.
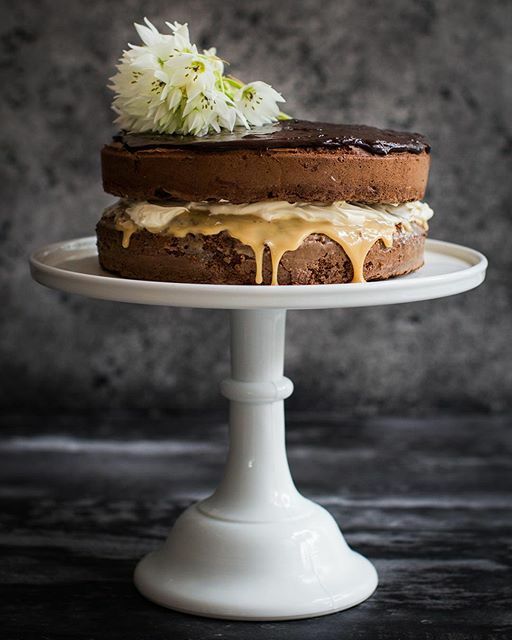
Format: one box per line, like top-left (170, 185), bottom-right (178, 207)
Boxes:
top-left (96, 204), bottom-right (427, 285)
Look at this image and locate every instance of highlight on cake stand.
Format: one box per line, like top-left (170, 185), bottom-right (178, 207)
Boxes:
top-left (30, 238), bottom-right (487, 621)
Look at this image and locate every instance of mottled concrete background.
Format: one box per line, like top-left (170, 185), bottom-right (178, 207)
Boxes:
top-left (1, 0), bottom-right (511, 416)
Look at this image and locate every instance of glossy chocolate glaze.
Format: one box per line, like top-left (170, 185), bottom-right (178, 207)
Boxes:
top-left (113, 119), bottom-right (430, 156)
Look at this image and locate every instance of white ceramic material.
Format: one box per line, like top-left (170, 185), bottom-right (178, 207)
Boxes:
top-left (135, 308), bottom-right (378, 619)
top-left (30, 237), bottom-right (487, 620)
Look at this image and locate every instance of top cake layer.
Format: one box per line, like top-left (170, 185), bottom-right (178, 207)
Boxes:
top-left (102, 119), bottom-right (431, 204)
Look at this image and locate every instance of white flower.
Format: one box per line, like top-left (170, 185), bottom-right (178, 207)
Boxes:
top-left (165, 21), bottom-right (193, 51)
top-left (234, 81), bottom-right (285, 127)
top-left (159, 52), bottom-right (220, 101)
top-left (128, 18), bottom-right (180, 72)
top-left (110, 59), bottom-right (168, 133)
top-left (181, 90), bottom-right (237, 136)
top-left (109, 19), bottom-right (287, 136)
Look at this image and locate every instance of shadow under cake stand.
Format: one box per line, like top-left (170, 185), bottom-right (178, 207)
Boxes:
top-left (30, 237), bottom-right (487, 621)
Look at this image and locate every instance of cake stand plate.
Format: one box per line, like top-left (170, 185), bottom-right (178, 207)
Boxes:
top-left (30, 237), bottom-right (487, 621)
top-left (30, 237), bottom-right (486, 309)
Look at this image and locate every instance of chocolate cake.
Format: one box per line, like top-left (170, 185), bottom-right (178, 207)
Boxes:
top-left (97, 120), bottom-right (433, 285)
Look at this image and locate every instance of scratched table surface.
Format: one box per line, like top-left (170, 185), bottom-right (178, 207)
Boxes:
top-left (1, 412), bottom-right (511, 640)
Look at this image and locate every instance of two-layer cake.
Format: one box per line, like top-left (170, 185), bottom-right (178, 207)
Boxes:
top-left (96, 22), bottom-right (433, 285)
top-left (98, 120), bottom-right (432, 285)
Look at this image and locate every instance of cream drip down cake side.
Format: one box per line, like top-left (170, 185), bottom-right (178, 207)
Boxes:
top-left (97, 19), bottom-right (433, 285)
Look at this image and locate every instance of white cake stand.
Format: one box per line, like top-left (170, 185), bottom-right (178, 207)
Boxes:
top-left (30, 237), bottom-right (486, 621)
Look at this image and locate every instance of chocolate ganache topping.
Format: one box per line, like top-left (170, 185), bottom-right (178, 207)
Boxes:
top-left (114, 119), bottom-right (430, 156)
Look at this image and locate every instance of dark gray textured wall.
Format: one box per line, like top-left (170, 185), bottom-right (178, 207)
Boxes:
top-left (1, 0), bottom-right (511, 416)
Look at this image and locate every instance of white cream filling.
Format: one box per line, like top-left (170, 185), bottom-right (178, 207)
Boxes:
top-left (124, 199), bottom-right (434, 233)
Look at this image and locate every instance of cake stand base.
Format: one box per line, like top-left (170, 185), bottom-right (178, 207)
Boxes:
top-left (134, 504), bottom-right (377, 620)
top-left (29, 237), bottom-right (487, 621)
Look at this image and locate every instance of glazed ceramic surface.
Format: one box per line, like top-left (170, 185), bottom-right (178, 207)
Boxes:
top-left (29, 237), bottom-right (486, 620)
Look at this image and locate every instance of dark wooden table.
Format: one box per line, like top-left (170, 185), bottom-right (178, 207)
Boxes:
top-left (1, 412), bottom-right (511, 639)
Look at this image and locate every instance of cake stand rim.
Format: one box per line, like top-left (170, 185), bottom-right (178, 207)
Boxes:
top-left (29, 237), bottom-right (487, 309)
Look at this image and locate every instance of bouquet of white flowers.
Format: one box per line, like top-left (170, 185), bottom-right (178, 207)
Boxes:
top-left (110, 19), bottom-right (286, 137)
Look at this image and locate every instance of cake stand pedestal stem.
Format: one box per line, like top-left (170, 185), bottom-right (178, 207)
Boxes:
top-left (201, 309), bottom-right (300, 521)
top-left (134, 308), bottom-right (378, 620)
